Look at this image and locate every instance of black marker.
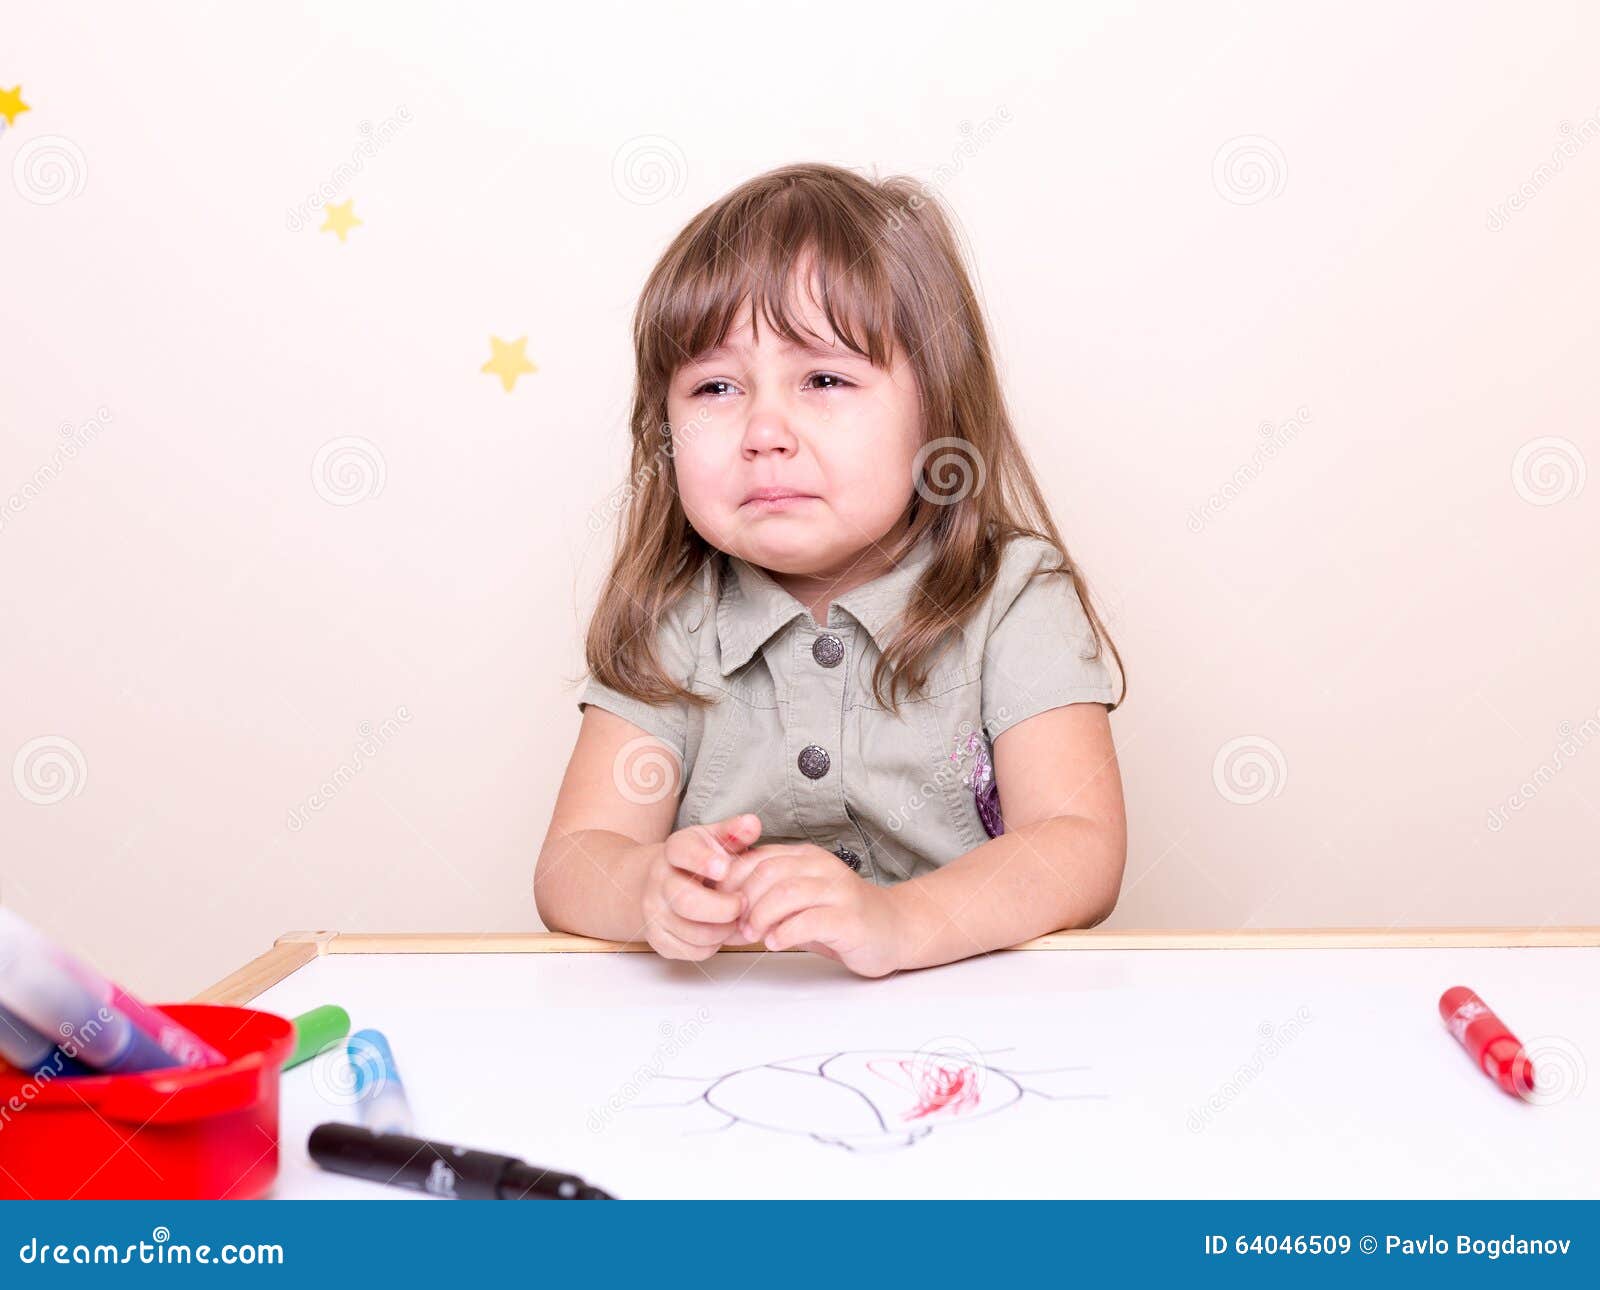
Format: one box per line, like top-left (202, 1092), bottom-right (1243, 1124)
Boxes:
top-left (308, 1122), bottom-right (615, 1199)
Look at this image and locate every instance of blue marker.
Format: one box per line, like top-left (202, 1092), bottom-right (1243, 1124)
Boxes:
top-left (347, 1028), bottom-right (413, 1135)
top-left (0, 1002), bottom-right (94, 1078)
top-left (0, 930), bottom-right (175, 1074)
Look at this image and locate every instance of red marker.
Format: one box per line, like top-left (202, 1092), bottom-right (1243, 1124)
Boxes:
top-left (1438, 986), bottom-right (1536, 1100)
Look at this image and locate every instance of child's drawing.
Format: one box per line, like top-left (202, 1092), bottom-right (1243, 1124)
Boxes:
top-left (632, 1045), bottom-right (1103, 1151)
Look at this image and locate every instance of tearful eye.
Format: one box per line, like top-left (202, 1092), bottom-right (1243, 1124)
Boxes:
top-left (807, 373), bottom-right (852, 391)
top-left (687, 373), bottom-right (854, 399)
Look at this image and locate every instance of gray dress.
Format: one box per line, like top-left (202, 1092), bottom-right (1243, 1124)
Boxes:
top-left (577, 531), bottom-right (1118, 886)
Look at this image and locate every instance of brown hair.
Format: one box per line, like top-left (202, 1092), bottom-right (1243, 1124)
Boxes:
top-left (583, 161), bottom-right (1126, 717)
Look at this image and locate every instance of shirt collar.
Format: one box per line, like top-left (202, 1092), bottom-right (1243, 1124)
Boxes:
top-left (716, 529), bottom-right (938, 675)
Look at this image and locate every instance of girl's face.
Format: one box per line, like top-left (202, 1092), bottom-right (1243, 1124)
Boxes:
top-left (667, 281), bottom-right (923, 579)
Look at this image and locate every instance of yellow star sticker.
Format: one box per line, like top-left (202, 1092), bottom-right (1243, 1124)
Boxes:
top-left (0, 86), bottom-right (31, 127)
top-left (320, 199), bottom-right (362, 242)
top-left (481, 336), bottom-right (537, 392)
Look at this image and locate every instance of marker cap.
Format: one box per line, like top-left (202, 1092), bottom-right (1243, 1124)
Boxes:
top-left (283, 1005), bottom-right (351, 1071)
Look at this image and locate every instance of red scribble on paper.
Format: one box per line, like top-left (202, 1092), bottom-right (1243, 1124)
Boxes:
top-left (867, 1057), bottom-right (983, 1121)
top-left (636, 1046), bottom-right (1103, 1152)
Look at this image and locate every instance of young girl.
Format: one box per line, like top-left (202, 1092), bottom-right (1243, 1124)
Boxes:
top-left (536, 162), bottom-right (1127, 978)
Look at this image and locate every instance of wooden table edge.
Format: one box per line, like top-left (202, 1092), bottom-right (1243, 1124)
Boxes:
top-left (192, 926), bottom-right (1600, 1007)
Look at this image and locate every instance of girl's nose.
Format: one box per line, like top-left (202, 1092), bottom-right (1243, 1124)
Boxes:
top-left (740, 406), bottom-right (798, 457)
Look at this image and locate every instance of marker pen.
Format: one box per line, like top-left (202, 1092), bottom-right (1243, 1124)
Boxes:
top-left (308, 1122), bottom-right (614, 1199)
top-left (1439, 985), bottom-right (1536, 1100)
top-left (348, 1028), bottom-right (413, 1134)
top-left (283, 1004), bottom-right (351, 1071)
top-left (0, 1001), bottom-right (94, 1078)
top-left (0, 909), bottom-right (222, 1069)
top-left (0, 920), bottom-right (179, 1074)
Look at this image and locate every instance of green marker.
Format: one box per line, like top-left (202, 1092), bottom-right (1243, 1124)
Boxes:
top-left (282, 1005), bottom-right (351, 1071)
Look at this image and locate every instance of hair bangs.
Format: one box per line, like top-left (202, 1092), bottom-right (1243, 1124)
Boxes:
top-left (649, 185), bottom-right (900, 381)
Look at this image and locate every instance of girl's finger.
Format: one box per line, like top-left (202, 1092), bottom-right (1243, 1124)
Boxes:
top-left (728, 852), bottom-right (809, 916)
top-left (705, 812), bottom-right (763, 856)
top-left (650, 924), bottom-right (719, 961)
top-left (742, 876), bottom-right (830, 944)
top-left (717, 845), bottom-right (796, 895)
top-left (717, 811), bottom-right (762, 838)
top-left (665, 868), bottom-right (742, 923)
top-left (665, 836), bottom-right (728, 882)
top-left (658, 910), bottom-right (736, 949)
top-left (673, 813), bottom-right (762, 881)
top-left (736, 846), bottom-right (842, 912)
top-left (764, 906), bottom-right (841, 954)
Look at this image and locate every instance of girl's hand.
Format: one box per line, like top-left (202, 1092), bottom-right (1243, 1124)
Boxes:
top-left (639, 813), bottom-right (763, 962)
top-left (720, 844), bottom-right (909, 978)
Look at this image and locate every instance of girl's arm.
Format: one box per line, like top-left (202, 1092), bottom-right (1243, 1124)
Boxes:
top-left (534, 707), bottom-right (680, 942)
top-left (886, 702), bottom-right (1127, 970)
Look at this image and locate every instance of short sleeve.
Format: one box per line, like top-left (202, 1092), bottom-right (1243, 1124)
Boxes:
top-left (980, 537), bottom-right (1119, 740)
top-left (577, 674), bottom-right (689, 762)
top-left (575, 593), bottom-right (700, 762)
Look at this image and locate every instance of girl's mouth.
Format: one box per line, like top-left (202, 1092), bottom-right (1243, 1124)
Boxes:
top-left (741, 493), bottom-right (818, 510)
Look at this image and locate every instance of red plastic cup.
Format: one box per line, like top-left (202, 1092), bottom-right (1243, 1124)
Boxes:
top-left (0, 1003), bottom-right (295, 1199)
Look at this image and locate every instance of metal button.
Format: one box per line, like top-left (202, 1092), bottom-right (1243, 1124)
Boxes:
top-left (811, 633), bottom-right (844, 668)
top-left (797, 745), bottom-right (830, 779)
top-left (834, 844), bottom-right (862, 871)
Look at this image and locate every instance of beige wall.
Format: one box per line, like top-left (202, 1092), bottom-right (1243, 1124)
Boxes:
top-left (3, 3), bottom-right (1596, 1000)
